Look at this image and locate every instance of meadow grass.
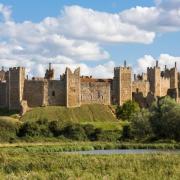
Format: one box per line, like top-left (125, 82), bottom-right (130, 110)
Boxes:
top-left (0, 152), bottom-right (179, 180)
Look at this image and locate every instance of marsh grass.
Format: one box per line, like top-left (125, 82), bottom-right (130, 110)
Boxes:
top-left (0, 152), bottom-right (179, 180)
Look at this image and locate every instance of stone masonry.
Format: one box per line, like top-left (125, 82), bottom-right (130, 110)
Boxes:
top-left (0, 61), bottom-right (179, 112)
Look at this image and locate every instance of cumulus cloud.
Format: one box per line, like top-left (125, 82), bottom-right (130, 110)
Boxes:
top-left (59, 6), bottom-right (155, 44)
top-left (136, 54), bottom-right (180, 73)
top-left (120, 0), bottom-right (180, 32)
top-left (0, 4), bottom-right (11, 21)
top-left (0, 2), bottom-right (180, 78)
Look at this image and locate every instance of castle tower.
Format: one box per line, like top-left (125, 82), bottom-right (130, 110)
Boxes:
top-left (147, 61), bottom-right (161, 97)
top-left (113, 60), bottom-right (132, 106)
top-left (45, 63), bottom-right (54, 80)
top-left (65, 67), bottom-right (81, 107)
top-left (0, 66), bottom-right (5, 81)
top-left (170, 62), bottom-right (178, 89)
top-left (6, 67), bottom-right (25, 110)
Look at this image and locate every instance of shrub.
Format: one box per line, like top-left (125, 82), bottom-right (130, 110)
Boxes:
top-left (96, 130), bottom-right (120, 142)
top-left (48, 120), bottom-right (62, 136)
top-left (17, 119), bottom-right (51, 137)
top-left (116, 100), bottom-right (140, 120)
top-left (0, 118), bottom-right (19, 142)
top-left (62, 124), bottom-right (87, 141)
top-left (83, 124), bottom-right (96, 140)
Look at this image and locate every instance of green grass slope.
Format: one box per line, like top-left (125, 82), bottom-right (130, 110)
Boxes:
top-left (21, 104), bottom-right (118, 123)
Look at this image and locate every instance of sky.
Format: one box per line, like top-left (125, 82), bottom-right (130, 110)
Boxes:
top-left (0, 0), bottom-right (180, 78)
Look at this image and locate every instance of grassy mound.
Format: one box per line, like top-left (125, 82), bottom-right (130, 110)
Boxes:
top-left (21, 104), bottom-right (117, 123)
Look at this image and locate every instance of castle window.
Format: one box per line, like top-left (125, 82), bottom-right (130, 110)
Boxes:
top-left (52, 91), bottom-right (55, 96)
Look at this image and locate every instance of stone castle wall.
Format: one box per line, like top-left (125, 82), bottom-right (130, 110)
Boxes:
top-left (147, 66), bottom-right (161, 97)
top-left (6, 67), bottom-right (25, 110)
top-left (24, 79), bottom-right (66, 107)
top-left (113, 66), bottom-right (132, 105)
top-left (48, 80), bottom-right (66, 106)
top-left (160, 77), bottom-right (170, 96)
top-left (132, 80), bottom-right (150, 97)
top-left (65, 68), bottom-right (81, 107)
top-left (81, 79), bottom-right (111, 105)
top-left (0, 82), bottom-right (7, 107)
top-left (0, 61), bottom-right (179, 111)
top-left (119, 67), bottom-right (132, 105)
top-left (24, 80), bottom-right (47, 107)
top-left (170, 68), bottom-right (178, 89)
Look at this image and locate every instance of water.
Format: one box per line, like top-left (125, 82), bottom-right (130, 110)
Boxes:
top-left (65, 149), bottom-right (180, 155)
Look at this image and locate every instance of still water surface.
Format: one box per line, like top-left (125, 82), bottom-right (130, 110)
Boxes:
top-left (65, 149), bottom-right (180, 155)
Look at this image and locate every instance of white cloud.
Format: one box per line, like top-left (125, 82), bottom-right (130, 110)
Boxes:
top-left (136, 54), bottom-right (180, 73)
top-left (0, 2), bottom-right (180, 78)
top-left (59, 6), bottom-right (155, 44)
top-left (120, 0), bottom-right (180, 32)
top-left (0, 4), bottom-right (11, 22)
top-left (0, 3), bottom-right (156, 79)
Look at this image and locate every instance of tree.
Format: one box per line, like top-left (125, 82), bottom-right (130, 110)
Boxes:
top-left (150, 96), bottom-right (180, 141)
top-left (116, 100), bottom-right (140, 120)
top-left (130, 109), bottom-right (153, 139)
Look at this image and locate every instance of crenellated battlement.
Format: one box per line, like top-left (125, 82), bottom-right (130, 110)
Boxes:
top-left (0, 61), bottom-right (179, 112)
top-left (9, 67), bottom-right (25, 71)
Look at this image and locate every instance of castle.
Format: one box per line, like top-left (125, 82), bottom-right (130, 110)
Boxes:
top-left (0, 61), bottom-right (179, 114)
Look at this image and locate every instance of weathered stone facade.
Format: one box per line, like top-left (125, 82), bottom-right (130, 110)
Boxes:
top-left (81, 77), bottom-right (111, 105)
top-left (113, 61), bottom-right (132, 106)
top-left (0, 61), bottom-right (180, 112)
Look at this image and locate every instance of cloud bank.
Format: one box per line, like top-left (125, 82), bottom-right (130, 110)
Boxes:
top-left (0, 1), bottom-right (179, 78)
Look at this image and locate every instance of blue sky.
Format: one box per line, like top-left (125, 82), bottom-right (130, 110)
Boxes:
top-left (0, 0), bottom-right (180, 78)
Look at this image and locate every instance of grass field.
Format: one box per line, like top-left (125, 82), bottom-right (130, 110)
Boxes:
top-left (21, 104), bottom-right (117, 123)
top-left (0, 152), bottom-right (179, 180)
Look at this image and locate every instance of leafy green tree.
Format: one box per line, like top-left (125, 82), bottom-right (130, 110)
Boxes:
top-left (116, 100), bottom-right (140, 120)
top-left (130, 109), bottom-right (153, 139)
top-left (150, 96), bottom-right (180, 141)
